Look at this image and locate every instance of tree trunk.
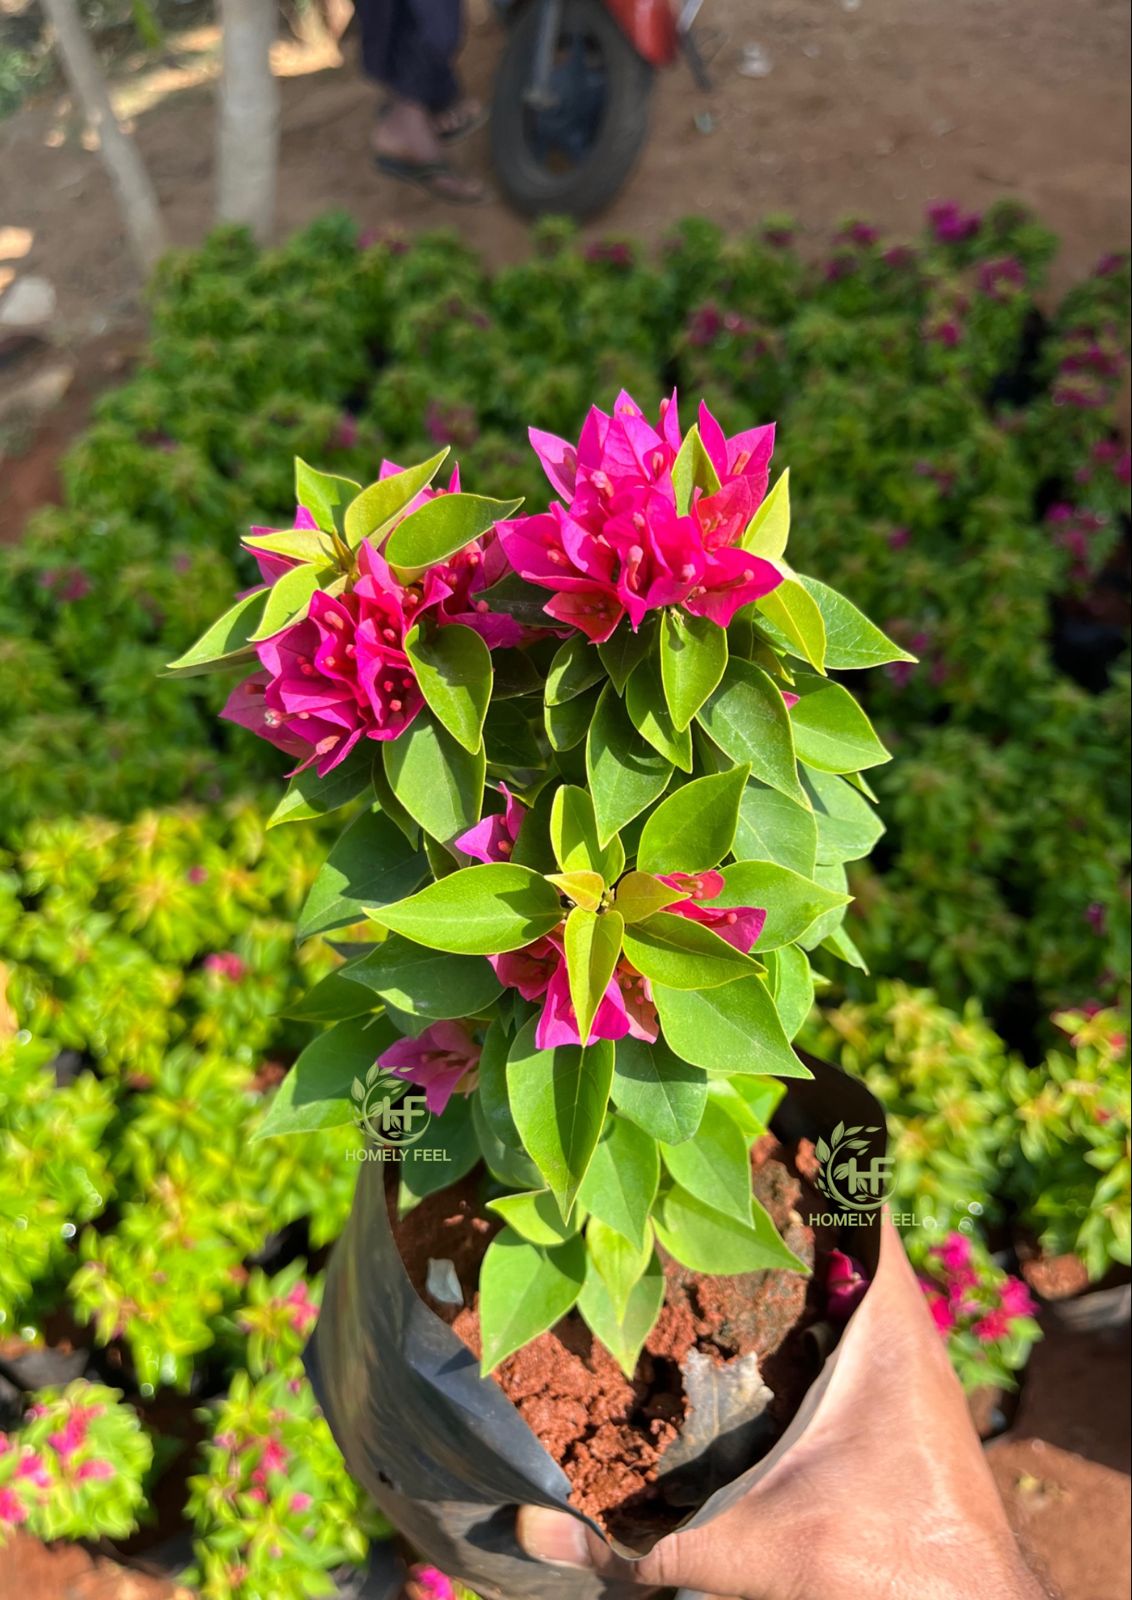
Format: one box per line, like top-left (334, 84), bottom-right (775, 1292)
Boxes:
top-left (216, 0), bottom-right (281, 243)
top-left (38, 0), bottom-right (168, 276)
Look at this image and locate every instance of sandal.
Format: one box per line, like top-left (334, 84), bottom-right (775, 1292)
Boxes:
top-left (434, 99), bottom-right (489, 144)
top-left (374, 154), bottom-right (488, 205)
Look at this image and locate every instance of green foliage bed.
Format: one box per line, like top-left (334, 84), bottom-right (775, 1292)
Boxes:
top-left (0, 206), bottom-right (1128, 1593)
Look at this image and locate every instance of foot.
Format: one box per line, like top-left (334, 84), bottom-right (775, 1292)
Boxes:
top-left (372, 100), bottom-right (488, 203)
top-left (432, 96), bottom-right (487, 143)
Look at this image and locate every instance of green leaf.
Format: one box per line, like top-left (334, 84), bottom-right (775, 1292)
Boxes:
top-left (654, 978), bottom-right (811, 1077)
top-left (368, 863), bottom-right (562, 954)
top-left (755, 575), bottom-right (827, 673)
top-left (661, 609), bottom-right (729, 732)
top-left (741, 468), bottom-right (790, 559)
top-left (670, 424), bottom-right (721, 515)
top-left (486, 1190), bottom-right (581, 1246)
top-left (295, 458), bottom-right (362, 536)
top-left (255, 1016), bottom-right (396, 1137)
top-left (707, 1076), bottom-right (783, 1142)
top-left (577, 1250), bottom-right (664, 1378)
top-left (625, 653), bottom-right (693, 771)
top-left (475, 1020), bottom-right (544, 1188)
top-left (564, 908), bottom-right (625, 1046)
top-left (660, 1100), bottom-right (754, 1227)
top-left (382, 711), bottom-right (485, 840)
top-left (545, 684), bottom-right (600, 752)
top-left (705, 859), bottom-right (851, 950)
top-left (577, 1115), bottom-right (659, 1250)
top-left (636, 766), bottom-right (748, 875)
top-left (545, 870), bottom-right (605, 912)
top-left (162, 588), bottom-right (266, 677)
top-left (800, 861), bottom-right (851, 951)
top-left (344, 450), bottom-right (450, 548)
top-left (585, 1217), bottom-right (653, 1322)
top-left (611, 870), bottom-right (688, 924)
top-left (789, 676), bottom-right (892, 773)
top-left (586, 685), bottom-right (672, 846)
top-left (243, 526), bottom-right (335, 564)
top-left (763, 946), bottom-right (816, 1040)
top-left (384, 492), bottom-right (523, 574)
top-left (797, 575), bottom-right (916, 669)
top-left (282, 968), bottom-right (376, 1023)
top-left (267, 747), bottom-right (374, 828)
top-left (550, 785), bottom-right (624, 882)
top-left (476, 571), bottom-right (555, 629)
top-left (248, 561), bottom-right (325, 642)
top-left (734, 781), bottom-right (818, 878)
top-left (399, 1094), bottom-right (480, 1210)
top-left (346, 935), bottom-right (502, 1018)
top-left (622, 913), bottom-right (761, 989)
top-left (804, 767), bottom-right (885, 865)
top-left (822, 923), bottom-right (869, 972)
top-left (546, 634), bottom-right (606, 704)
top-left (611, 1036), bottom-right (707, 1145)
top-left (404, 622), bottom-right (492, 754)
top-left (597, 619), bottom-right (656, 692)
top-left (479, 1229), bottom-right (586, 1374)
top-left (697, 660), bottom-right (807, 806)
top-left (297, 807), bottom-right (426, 940)
top-left (653, 1187), bottom-right (806, 1275)
top-left (506, 1019), bottom-right (615, 1217)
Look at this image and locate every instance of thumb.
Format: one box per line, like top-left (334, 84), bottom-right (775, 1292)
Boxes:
top-left (515, 1505), bottom-right (756, 1597)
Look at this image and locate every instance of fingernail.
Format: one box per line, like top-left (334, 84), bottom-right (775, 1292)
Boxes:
top-left (516, 1506), bottom-right (593, 1569)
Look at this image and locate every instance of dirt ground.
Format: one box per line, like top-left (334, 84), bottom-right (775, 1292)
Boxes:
top-left (1, 0), bottom-right (1130, 342)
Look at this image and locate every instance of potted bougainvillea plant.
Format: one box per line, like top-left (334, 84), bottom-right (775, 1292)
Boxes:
top-left (171, 393), bottom-right (914, 1598)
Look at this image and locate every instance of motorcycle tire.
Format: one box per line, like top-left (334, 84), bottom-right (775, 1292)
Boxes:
top-left (490, 0), bottom-right (655, 219)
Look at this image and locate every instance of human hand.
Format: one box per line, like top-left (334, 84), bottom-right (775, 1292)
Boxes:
top-left (516, 1222), bottom-right (1050, 1600)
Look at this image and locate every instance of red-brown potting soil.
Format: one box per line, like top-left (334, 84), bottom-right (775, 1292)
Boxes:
top-left (389, 1137), bottom-right (837, 1534)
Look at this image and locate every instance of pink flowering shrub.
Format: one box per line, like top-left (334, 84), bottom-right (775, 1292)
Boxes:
top-left (917, 1233), bottom-right (1041, 1393)
top-left (0, 1381), bottom-right (152, 1544)
top-left (173, 404), bottom-right (908, 1376)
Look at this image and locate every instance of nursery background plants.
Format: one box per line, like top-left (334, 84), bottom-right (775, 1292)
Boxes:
top-left (0, 204), bottom-right (1129, 1594)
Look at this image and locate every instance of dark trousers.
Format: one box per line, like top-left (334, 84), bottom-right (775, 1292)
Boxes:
top-left (356, 0), bottom-right (464, 112)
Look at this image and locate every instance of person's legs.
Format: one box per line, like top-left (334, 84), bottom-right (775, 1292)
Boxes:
top-left (356, 0), bottom-right (486, 201)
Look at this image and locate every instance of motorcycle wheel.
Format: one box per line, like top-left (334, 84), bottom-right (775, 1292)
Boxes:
top-left (490, 0), bottom-right (655, 219)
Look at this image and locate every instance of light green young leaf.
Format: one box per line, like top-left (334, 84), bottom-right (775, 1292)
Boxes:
top-left (382, 711), bottom-right (485, 839)
top-left (789, 676), bottom-right (892, 773)
top-left (564, 908), bottom-right (625, 1046)
top-left (368, 863), bottom-right (562, 954)
top-left (486, 1190), bottom-right (581, 1246)
top-left (623, 913), bottom-right (762, 989)
top-left (705, 859), bottom-right (851, 950)
top-left (763, 946), bottom-right (817, 1040)
top-left (661, 609), bottom-right (729, 732)
top-left (586, 685), bottom-right (673, 846)
top-left (804, 767), bottom-right (885, 865)
top-left (162, 588), bottom-right (266, 677)
top-left (612, 870), bottom-right (688, 924)
top-left (479, 1229), bottom-right (586, 1373)
top-left (550, 786), bottom-right (625, 882)
top-left (670, 424), bottom-right (721, 515)
top-left (506, 1019), bottom-right (614, 1217)
top-left (404, 622), bottom-right (492, 754)
top-left (741, 468), bottom-right (790, 559)
top-left (660, 1100), bottom-right (754, 1227)
top-left (654, 977), bottom-right (811, 1077)
top-left (385, 492), bottom-right (523, 574)
top-left (344, 450), bottom-right (450, 547)
top-left (797, 576), bottom-right (917, 669)
top-left (636, 766), bottom-right (748, 875)
top-left (799, 861), bottom-right (851, 951)
top-left (586, 1217), bottom-right (653, 1322)
top-left (248, 561), bottom-right (326, 642)
top-left (295, 459), bottom-right (362, 535)
top-left (545, 870), bottom-right (605, 912)
top-left (625, 653), bottom-right (694, 771)
top-left (697, 659), bottom-right (807, 806)
top-left (577, 1251), bottom-right (665, 1379)
top-left (577, 1115), bottom-right (660, 1250)
top-left (755, 575), bottom-right (827, 674)
top-left (242, 526), bottom-right (335, 564)
top-left (653, 1187), bottom-right (806, 1275)
top-left (611, 1036), bottom-right (708, 1146)
top-left (297, 807), bottom-right (426, 939)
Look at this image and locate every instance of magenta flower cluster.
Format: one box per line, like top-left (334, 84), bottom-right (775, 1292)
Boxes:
top-left (495, 392), bottom-right (783, 641)
top-left (0, 1400), bottom-right (115, 1530)
top-left (223, 468), bottom-right (518, 778)
top-left (918, 1232), bottom-right (1035, 1343)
